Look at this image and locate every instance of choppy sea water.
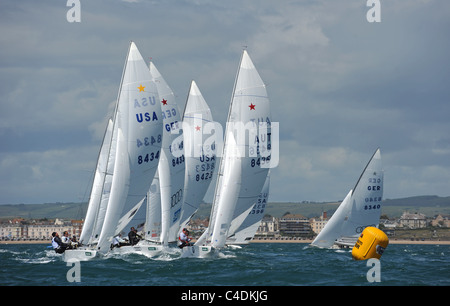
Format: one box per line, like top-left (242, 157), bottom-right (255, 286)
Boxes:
top-left (0, 243), bottom-right (448, 288)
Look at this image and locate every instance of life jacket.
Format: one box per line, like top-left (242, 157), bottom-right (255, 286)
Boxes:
top-left (51, 237), bottom-right (60, 249)
top-left (179, 232), bottom-right (188, 242)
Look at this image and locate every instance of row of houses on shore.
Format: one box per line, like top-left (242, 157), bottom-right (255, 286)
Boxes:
top-left (1, 211), bottom-right (449, 241)
top-left (255, 212), bottom-right (449, 238)
top-left (0, 218), bottom-right (82, 241)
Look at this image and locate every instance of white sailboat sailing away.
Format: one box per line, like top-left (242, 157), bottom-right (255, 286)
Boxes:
top-left (311, 148), bottom-right (384, 249)
top-left (182, 50), bottom-right (272, 258)
top-left (63, 41), bottom-right (163, 261)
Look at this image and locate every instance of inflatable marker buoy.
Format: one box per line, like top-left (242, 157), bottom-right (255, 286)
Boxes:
top-left (352, 227), bottom-right (389, 261)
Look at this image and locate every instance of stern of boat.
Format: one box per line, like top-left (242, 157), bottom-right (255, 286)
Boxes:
top-left (181, 245), bottom-right (215, 258)
top-left (138, 241), bottom-right (164, 257)
top-left (63, 248), bottom-right (98, 262)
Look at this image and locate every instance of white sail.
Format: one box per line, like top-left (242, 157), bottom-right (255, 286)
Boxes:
top-left (90, 121), bottom-right (118, 244)
top-left (225, 50), bottom-right (271, 228)
top-left (212, 50), bottom-right (271, 241)
top-left (144, 180), bottom-right (162, 241)
top-left (79, 118), bottom-right (113, 245)
top-left (228, 172), bottom-right (270, 244)
top-left (115, 197), bottom-right (146, 235)
top-left (311, 148), bottom-right (384, 248)
top-left (97, 42), bottom-right (163, 253)
top-left (179, 81), bottom-right (216, 230)
top-left (148, 61), bottom-right (185, 245)
top-left (210, 132), bottom-right (242, 248)
top-left (190, 50), bottom-right (272, 254)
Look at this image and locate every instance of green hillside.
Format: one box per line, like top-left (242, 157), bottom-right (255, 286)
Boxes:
top-left (192, 196), bottom-right (450, 219)
top-left (1, 195), bottom-right (449, 221)
top-left (0, 202), bottom-right (86, 220)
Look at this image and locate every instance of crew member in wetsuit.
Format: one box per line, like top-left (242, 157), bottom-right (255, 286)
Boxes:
top-left (128, 227), bottom-right (141, 246)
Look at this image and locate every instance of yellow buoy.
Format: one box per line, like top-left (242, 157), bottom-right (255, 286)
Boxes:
top-left (352, 226), bottom-right (389, 260)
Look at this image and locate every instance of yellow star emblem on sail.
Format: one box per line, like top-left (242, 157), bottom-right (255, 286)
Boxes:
top-left (137, 84), bottom-right (145, 92)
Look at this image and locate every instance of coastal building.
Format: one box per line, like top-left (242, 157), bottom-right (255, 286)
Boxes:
top-left (380, 219), bottom-right (399, 229)
top-left (0, 219), bottom-right (83, 241)
top-left (278, 214), bottom-right (311, 237)
top-left (186, 218), bottom-right (209, 238)
top-left (310, 212), bottom-right (328, 234)
top-left (398, 212), bottom-right (427, 229)
top-left (0, 224), bottom-right (22, 240)
top-left (431, 214), bottom-right (450, 228)
top-left (256, 216), bottom-right (278, 237)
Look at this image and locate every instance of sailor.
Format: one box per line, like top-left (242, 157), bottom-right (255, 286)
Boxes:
top-left (178, 228), bottom-right (191, 249)
top-left (51, 232), bottom-right (67, 254)
top-left (61, 231), bottom-right (73, 249)
top-left (71, 235), bottom-right (79, 249)
top-left (111, 233), bottom-right (125, 249)
top-left (128, 227), bottom-right (141, 246)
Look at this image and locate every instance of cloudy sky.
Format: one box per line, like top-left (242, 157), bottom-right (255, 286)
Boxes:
top-left (1, 0), bottom-right (449, 205)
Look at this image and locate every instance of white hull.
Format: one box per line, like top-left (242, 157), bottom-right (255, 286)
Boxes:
top-left (181, 245), bottom-right (215, 258)
top-left (63, 248), bottom-right (98, 262)
top-left (110, 241), bottom-right (163, 257)
top-left (334, 237), bottom-right (358, 249)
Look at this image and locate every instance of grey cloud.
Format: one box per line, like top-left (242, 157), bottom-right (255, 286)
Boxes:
top-left (0, 0), bottom-right (449, 204)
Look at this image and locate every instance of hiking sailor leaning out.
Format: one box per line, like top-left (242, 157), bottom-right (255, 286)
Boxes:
top-left (178, 228), bottom-right (192, 249)
top-left (51, 232), bottom-right (69, 254)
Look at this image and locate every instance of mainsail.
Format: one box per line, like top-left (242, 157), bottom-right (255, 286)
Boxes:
top-left (79, 118), bottom-right (114, 245)
top-left (311, 148), bottom-right (384, 248)
top-left (96, 42), bottom-right (163, 253)
top-left (143, 61), bottom-right (185, 245)
top-left (195, 50), bottom-right (272, 250)
top-left (179, 80), bottom-right (217, 231)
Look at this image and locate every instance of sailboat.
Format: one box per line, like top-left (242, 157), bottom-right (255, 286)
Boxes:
top-left (110, 60), bottom-right (186, 256)
top-left (182, 50), bottom-right (272, 258)
top-left (148, 61), bottom-right (185, 246)
top-left (178, 80), bottom-right (217, 232)
top-left (63, 42), bottom-right (163, 261)
top-left (311, 148), bottom-right (384, 249)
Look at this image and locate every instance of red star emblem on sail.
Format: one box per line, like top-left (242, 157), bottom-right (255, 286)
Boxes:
top-left (195, 126), bottom-right (201, 131)
top-left (249, 103), bottom-right (256, 110)
top-left (161, 99), bottom-right (167, 105)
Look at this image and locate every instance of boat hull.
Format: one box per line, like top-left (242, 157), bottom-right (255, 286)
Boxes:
top-left (181, 245), bottom-right (215, 258)
top-left (63, 248), bottom-right (98, 262)
top-left (110, 241), bottom-right (163, 257)
top-left (334, 237), bottom-right (358, 249)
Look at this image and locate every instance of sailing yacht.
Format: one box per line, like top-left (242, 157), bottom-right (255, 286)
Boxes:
top-left (178, 80), bottom-right (217, 233)
top-left (311, 148), bottom-right (384, 249)
top-left (63, 42), bottom-right (163, 261)
top-left (182, 50), bottom-right (272, 258)
top-left (110, 60), bottom-right (186, 257)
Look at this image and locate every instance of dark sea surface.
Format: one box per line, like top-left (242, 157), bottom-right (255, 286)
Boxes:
top-left (1, 242), bottom-right (448, 288)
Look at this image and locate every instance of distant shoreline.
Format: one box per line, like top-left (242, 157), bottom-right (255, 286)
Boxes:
top-left (249, 238), bottom-right (450, 245)
top-left (1, 239), bottom-right (449, 245)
